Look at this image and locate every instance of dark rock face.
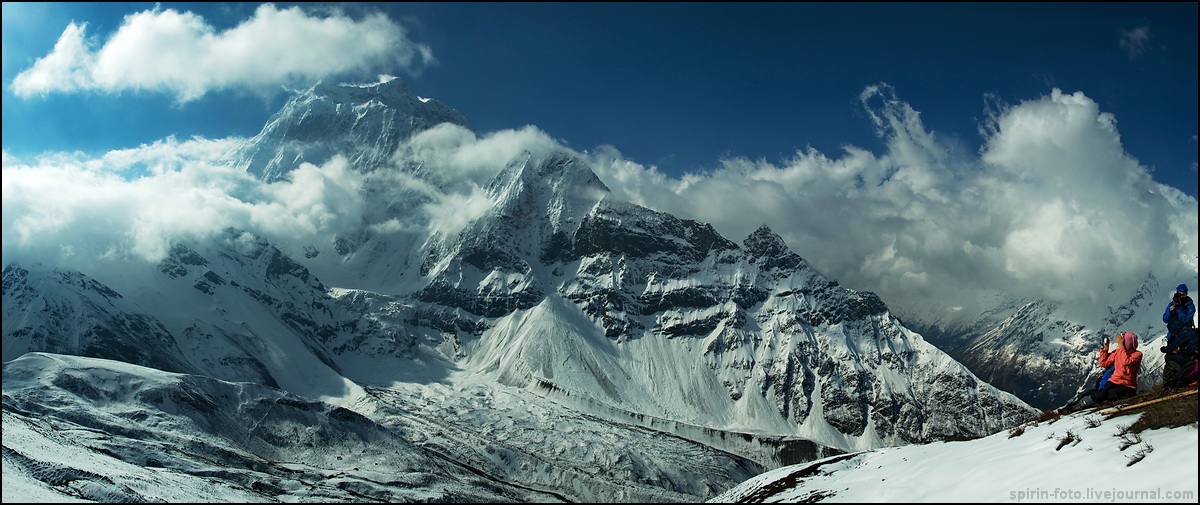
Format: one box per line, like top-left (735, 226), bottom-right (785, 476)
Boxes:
top-left (743, 225), bottom-right (805, 272)
top-left (574, 210), bottom-right (739, 264)
top-left (160, 243), bottom-right (210, 278)
top-left (413, 277), bottom-right (543, 318)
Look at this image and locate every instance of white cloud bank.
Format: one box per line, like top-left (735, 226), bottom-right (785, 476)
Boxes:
top-left (1, 137), bottom-right (367, 268)
top-left (0, 123), bottom-right (562, 277)
top-left (9, 3), bottom-right (432, 102)
top-left (586, 84), bottom-right (1199, 315)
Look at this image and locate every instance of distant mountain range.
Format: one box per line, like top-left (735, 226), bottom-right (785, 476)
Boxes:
top-left (897, 272), bottom-right (1188, 410)
top-left (5, 77), bottom-right (1043, 501)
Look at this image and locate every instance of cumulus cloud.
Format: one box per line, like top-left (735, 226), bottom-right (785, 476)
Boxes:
top-left (2, 137), bottom-right (371, 272)
top-left (10, 4), bottom-right (432, 102)
top-left (4, 138), bottom-right (241, 267)
top-left (585, 84), bottom-right (1198, 315)
top-left (398, 123), bottom-right (562, 192)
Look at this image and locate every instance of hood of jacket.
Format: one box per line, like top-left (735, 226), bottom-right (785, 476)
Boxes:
top-left (1120, 331), bottom-right (1139, 352)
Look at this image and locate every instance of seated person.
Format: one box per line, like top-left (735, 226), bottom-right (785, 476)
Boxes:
top-left (1066, 331), bottom-right (1142, 410)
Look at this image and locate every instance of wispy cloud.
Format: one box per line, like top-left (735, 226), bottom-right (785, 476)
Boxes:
top-left (1119, 25), bottom-right (1152, 60)
top-left (9, 4), bottom-right (432, 102)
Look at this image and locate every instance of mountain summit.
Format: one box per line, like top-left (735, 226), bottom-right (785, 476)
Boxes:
top-left (227, 76), bottom-right (472, 182)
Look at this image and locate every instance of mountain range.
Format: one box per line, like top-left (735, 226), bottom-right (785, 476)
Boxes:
top-left (3, 76), bottom-right (1080, 502)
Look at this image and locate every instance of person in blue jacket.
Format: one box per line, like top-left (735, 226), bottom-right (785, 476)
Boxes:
top-left (1160, 283), bottom-right (1196, 387)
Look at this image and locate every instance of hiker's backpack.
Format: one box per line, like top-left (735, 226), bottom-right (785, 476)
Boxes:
top-left (1170, 359), bottom-right (1199, 388)
top-left (1177, 327), bottom-right (1199, 358)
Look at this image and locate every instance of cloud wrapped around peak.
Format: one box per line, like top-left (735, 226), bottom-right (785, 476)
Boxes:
top-left (10, 4), bottom-right (433, 102)
top-left (0, 123), bottom-right (565, 277)
top-left (587, 84), bottom-right (1198, 314)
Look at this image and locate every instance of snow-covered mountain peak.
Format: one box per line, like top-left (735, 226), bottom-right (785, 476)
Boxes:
top-left (487, 150), bottom-right (611, 197)
top-left (742, 224), bottom-right (807, 270)
top-left (744, 224), bottom-right (785, 252)
top-left (226, 77), bottom-right (471, 182)
top-left (483, 150), bottom-right (611, 233)
top-left (303, 77), bottom-right (464, 121)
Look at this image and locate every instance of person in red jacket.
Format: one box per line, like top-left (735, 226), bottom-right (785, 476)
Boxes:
top-left (1090, 331), bottom-right (1142, 403)
top-left (1057, 331), bottom-right (1143, 413)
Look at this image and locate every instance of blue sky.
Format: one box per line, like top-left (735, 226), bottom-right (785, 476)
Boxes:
top-left (2, 2), bottom-right (1197, 197)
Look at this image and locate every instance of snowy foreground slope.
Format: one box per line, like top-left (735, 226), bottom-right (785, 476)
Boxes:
top-left (3, 353), bottom-right (760, 502)
top-left (713, 401), bottom-right (1198, 503)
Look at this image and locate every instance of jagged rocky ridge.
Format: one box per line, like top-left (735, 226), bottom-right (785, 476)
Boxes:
top-left (2, 77), bottom-right (1037, 501)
